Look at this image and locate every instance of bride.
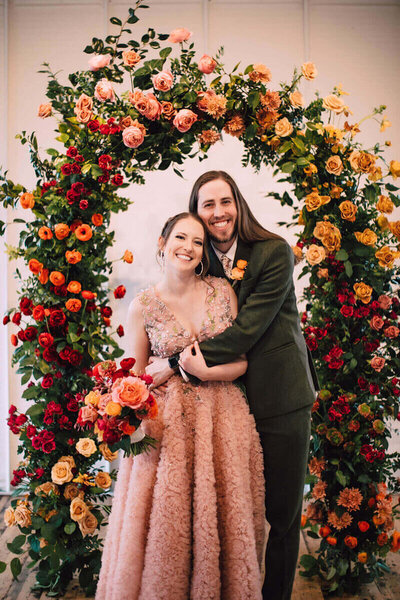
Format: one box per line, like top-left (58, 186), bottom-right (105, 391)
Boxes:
top-left (96, 212), bottom-right (265, 600)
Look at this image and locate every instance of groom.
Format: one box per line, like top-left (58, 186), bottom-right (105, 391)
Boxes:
top-left (147, 171), bottom-right (318, 600)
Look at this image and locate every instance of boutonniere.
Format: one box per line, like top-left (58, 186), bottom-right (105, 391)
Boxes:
top-left (230, 259), bottom-right (248, 281)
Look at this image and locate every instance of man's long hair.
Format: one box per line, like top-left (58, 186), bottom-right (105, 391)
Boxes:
top-left (188, 170), bottom-right (284, 244)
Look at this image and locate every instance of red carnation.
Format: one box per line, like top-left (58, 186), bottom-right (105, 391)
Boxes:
top-left (19, 296), bottom-right (33, 315)
top-left (117, 325), bottom-right (124, 337)
top-left (66, 189), bottom-right (79, 203)
top-left (35, 467), bottom-right (45, 478)
top-left (114, 285), bottom-right (126, 299)
top-left (15, 414), bottom-right (27, 426)
top-left (69, 350), bottom-right (83, 366)
top-left (71, 182), bottom-right (84, 195)
top-left (98, 154), bottom-right (112, 169)
top-left (41, 374), bottom-right (54, 389)
top-left (12, 312), bottom-right (21, 325)
top-left (101, 306), bottom-right (112, 317)
top-left (75, 154), bottom-right (84, 163)
top-left (24, 326), bottom-right (38, 341)
top-left (120, 357), bottom-right (136, 371)
top-left (66, 398), bottom-right (80, 412)
top-left (32, 305), bottom-right (45, 321)
top-left (38, 332), bottom-right (54, 347)
top-left (42, 346), bottom-right (58, 362)
top-left (42, 440), bottom-right (56, 454)
top-left (59, 415), bottom-right (73, 429)
top-left (369, 383), bottom-right (380, 395)
top-left (17, 329), bottom-right (26, 341)
top-left (26, 425), bottom-right (37, 438)
top-left (71, 163), bottom-right (81, 174)
top-left (358, 377), bottom-right (368, 390)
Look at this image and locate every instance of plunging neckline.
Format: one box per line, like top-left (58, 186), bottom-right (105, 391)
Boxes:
top-left (152, 283), bottom-right (213, 342)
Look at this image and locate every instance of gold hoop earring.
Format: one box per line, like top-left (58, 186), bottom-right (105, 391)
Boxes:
top-left (195, 260), bottom-right (204, 277)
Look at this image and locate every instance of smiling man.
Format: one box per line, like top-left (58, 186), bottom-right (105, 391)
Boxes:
top-left (146, 170), bottom-right (319, 600)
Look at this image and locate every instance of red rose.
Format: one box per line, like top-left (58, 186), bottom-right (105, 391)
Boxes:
top-left (3, 315), bottom-right (9, 325)
top-left (370, 301), bottom-right (380, 311)
top-left (98, 172), bottom-right (110, 183)
top-left (120, 357), bottom-right (136, 371)
top-left (32, 305), bottom-right (45, 321)
top-left (38, 332), bottom-right (54, 347)
top-left (61, 163), bottom-right (72, 176)
top-left (17, 329), bottom-right (26, 341)
top-left (42, 347), bottom-right (57, 362)
top-left (71, 182), bottom-right (84, 195)
top-left (99, 124), bottom-right (110, 135)
top-left (66, 146), bottom-right (78, 158)
top-left (140, 373), bottom-right (153, 385)
top-left (358, 377), bottom-right (368, 390)
top-left (8, 405), bottom-right (17, 414)
top-left (98, 154), bottom-right (112, 169)
top-left (101, 306), bottom-right (112, 317)
top-left (23, 326), bottom-right (37, 341)
top-left (306, 337), bottom-right (318, 351)
top-left (66, 189), bottom-right (79, 204)
top-left (41, 374), bottom-right (54, 389)
top-left (337, 292), bottom-right (347, 304)
top-left (110, 125), bottom-right (120, 135)
top-left (19, 296), bottom-right (33, 315)
top-left (26, 425), bottom-right (37, 438)
top-left (59, 346), bottom-right (72, 361)
top-left (15, 414), bottom-right (27, 426)
top-left (49, 310), bottom-right (66, 328)
top-left (59, 415), bottom-right (72, 429)
top-left (75, 154), bottom-right (84, 163)
top-left (35, 467), bottom-right (45, 478)
top-left (329, 358), bottom-right (344, 370)
top-left (71, 163), bottom-right (81, 174)
top-left (340, 306), bottom-right (354, 317)
top-left (79, 199), bottom-right (89, 210)
top-left (12, 312), bottom-right (21, 325)
top-left (42, 440), bottom-right (56, 454)
top-left (88, 119), bottom-right (100, 132)
top-left (69, 350), bottom-right (83, 366)
top-left (112, 174), bottom-right (123, 186)
top-left (369, 383), bottom-right (380, 395)
top-left (114, 285), bottom-right (126, 299)
top-left (32, 437), bottom-right (42, 450)
top-left (117, 325), bottom-right (124, 337)
top-left (330, 346), bottom-right (344, 359)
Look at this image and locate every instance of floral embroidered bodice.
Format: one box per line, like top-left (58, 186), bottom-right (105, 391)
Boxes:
top-left (138, 276), bottom-right (233, 358)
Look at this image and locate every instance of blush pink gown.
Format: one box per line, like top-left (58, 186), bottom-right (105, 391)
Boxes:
top-left (96, 276), bottom-right (265, 600)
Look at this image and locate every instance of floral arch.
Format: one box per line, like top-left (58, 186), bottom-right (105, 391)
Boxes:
top-left (1, 2), bottom-right (399, 596)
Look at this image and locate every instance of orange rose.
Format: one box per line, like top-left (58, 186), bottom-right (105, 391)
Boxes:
top-left (372, 514), bottom-right (385, 526)
top-left (376, 195), bottom-right (394, 214)
top-left (54, 223), bottom-right (70, 240)
top-left (339, 200), bottom-right (358, 222)
top-left (353, 282), bottom-right (373, 304)
top-left (389, 221), bottom-right (400, 240)
top-left (377, 533), bottom-right (388, 546)
top-left (70, 220), bottom-right (83, 233)
top-left (248, 63), bottom-right (272, 83)
top-left (38, 226), bottom-right (53, 240)
top-left (65, 299), bottom-right (82, 312)
top-left (120, 421), bottom-right (136, 436)
top-left (20, 192), bottom-right (35, 209)
top-left (81, 290), bottom-right (97, 300)
top-left (67, 281), bottom-right (82, 294)
top-left (236, 259), bottom-right (248, 270)
top-left (38, 269), bottom-right (49, 284)
top-left (357, 552), bottom-right (367, 563)
top-left (75, 224), bottom-right (93, 242)
top-left (123, 250), bottom-right (133, 264)
top-left (122, 50), bottom-right (141, 67)
top-left (375, 246), bottom-right (399, 269)
top-left (112, 376), bottom-right (149, 410)
top-left (301, 62), bottom-right (318, 80)
top-left (344, 535), bottom-right (358, 549)
top-left (29, 259), bottom-right (43, 274)
top-left (91, 214), bottom-right (103, 227)
top-left (326, 536), bottom-right (337, 546)
top-left (65, 250), bottom-right (82, 264)
top-left (389, 160), bottom-right (400, 179)
top-left (49, 271), bottom-right (65, 286)
top-left (391, 530), bottom-right (400, 552)
top-left (319, 526), bottom-right (331, 538)
top-left (105, 401), bottom-right (122, 416)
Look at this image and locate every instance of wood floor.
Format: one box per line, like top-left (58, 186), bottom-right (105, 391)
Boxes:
top-left (0, 494), bottom-right (399, 599)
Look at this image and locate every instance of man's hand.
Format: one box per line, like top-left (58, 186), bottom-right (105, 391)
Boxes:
top-left (179, 342), bottom-right (209, 381)
top-left (145, 356), bottom-right (175, 389)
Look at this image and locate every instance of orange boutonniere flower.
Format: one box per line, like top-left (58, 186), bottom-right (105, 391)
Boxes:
top-left (231, 259), bottom-right (248, 281)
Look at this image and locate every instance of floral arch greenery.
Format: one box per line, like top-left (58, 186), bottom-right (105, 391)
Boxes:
top-left (1, 2), bottom-right (400, 596)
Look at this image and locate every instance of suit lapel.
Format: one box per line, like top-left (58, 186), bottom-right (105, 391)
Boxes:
top-left (207, 242), bottom-right (227, 279)
top-left (232, 239), bottom-right (253, 292)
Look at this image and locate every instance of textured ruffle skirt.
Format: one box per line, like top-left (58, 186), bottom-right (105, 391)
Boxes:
top-left (96, 376), bottom-right (265, 600)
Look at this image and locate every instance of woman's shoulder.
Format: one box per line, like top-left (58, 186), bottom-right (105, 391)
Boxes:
top-left (204, 274), bottom-right (230, 291)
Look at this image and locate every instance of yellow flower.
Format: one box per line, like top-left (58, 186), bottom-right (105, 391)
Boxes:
top-left (376, 195), bottom-right (394, 214)
top-left (339, 201), bottom-right (357, 222)
top-left (354, 229), bottom-right (377, 247)
top-left (353, 282), bottom-right (373, 304)
top-left (389, 160), bottom-right (400, 179)
top-left (305, 191), bottom-right (331, 212)
top-left (105, 401), bottom-right (122, 417)
top-left (368, 167), bottom-right (382, 182)
top-left (72, 473), bottom-right (96, 486)
top-left (380, 116), bottom-right (392, 132)
top-left (75, 438), bottom-right (97, 457)
top-left (85, 390), bottom-right (101, 407)
top-left (304, 164), bottom-right (318, 176)
top-left (375, 246), bottom-right (399, 269)
top-left (334, 83), bottom-right (349, 96)
top-left (377, 215), bottom-right (389, 231)
top-left (324, 124), bottom-right (343, 142)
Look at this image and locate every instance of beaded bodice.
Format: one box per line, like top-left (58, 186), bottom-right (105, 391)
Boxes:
top-left (138, 276), bottom-right (233, 358)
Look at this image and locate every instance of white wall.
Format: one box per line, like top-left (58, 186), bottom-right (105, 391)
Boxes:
top-left (1, 0), bottom-right (400, 487)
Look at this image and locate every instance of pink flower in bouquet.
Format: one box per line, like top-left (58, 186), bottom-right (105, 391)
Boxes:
top-left (89, 54), bottom-right (111, 71)
top-left (75, 93), bottom-right (93, 111)
top-left (370, 315), bottom-right (384, 330)
top-left (122, 124), bottom-right (146, 148)
top-left (378, 295), bottom-right (392, 310)
top-left (112, 376), bottom-right (149, 410)
top-left (153, 71), bottom-right (174, 92)
top-left (173, 109), bottom-right (198, 133)
top-left (77, 404), bottom-right (98, 426)
top-left (370, 356), bottom-right (385, 372)
top-left (97, 393), bottom-right (113, 416)
top-left (168, 27), bottom-right (192, 43)
top-left (38, 103), bottom-right (52, 118)
top-left (94, 78), bottom-right (115, 103)
top-left (93, 360), bottom-right (117, 380)
top-left (198, 55), bottom-right (217, 74)
top-left (144, 93), bottom-right (162, 121)
top-left (128, 88), bottom-right (144, 106)
top-left (384, 325), bottom-right (399, 338)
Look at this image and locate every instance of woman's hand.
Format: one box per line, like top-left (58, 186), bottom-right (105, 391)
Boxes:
top-left (179, 341), bottom-right (209, 381)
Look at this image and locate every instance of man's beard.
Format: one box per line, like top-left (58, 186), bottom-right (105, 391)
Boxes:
top-left (208, 227), bottom-right (237, 245)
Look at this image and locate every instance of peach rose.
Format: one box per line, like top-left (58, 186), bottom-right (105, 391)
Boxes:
top-left (20, 192), bottom-right (35, 209)
top-left (326, 155), bottom-right (343, 176)
top-left (59, 455), bottom-right (76, 469)
top-left (14, 504), bottom-right (32, 528)
top-left (122, 50), bottom-right (141, 67)
top-left (168, 27), bottom-right (192, 43)
top-left (152, 71), bottom-right (173, 92)
top-left (76, 93), bottom-right (93, 111)
top-left (275, 118), bottom-right (293, 137)
top-left (122, 124), bottom-right (146, 149)
top-left (197, 89), bottom-right (215, 112)
top-left (249, 63), bottom-right (272, 83)
top-left (29, 259), bottom-right (43, 274)
top-left (354, 229), bottom-right (377, 247)
top-left (323, 94), bottom-right (345, 114)
top-left (314, 221), bottom-right (332, 240)
top-left (389, 220), bottom-right (400, 240)
top-left (390, 160), bottom-right (400, 179)
top-left (349, 150), bottom-right (376, 174)
top-left (305, 191), bottom-right (331, 212)
top-left (198, 55), bottom-right (217, 74)
top-left (97, 393), bottom-right (113, 416)
top-left (88, 54), bottom-right (111, 71)
top-left (370, 315), bottom-right (384, 331)
top-left (317, 268), bottom-right (329, 279)
top-left (378, 295), bottom-right (392, 310)
top-left (353, 282), bottom-right (373, 304)
top-left (173, 109), bottom-right (198, 133)
top-left (78, 511), bottom-right (98, 537)
top-left (85, 390), bottom-right (101, 407)
top-left (35, 481), bottom-right (59, 496)
top-left (78, 404), bottom-right (98, 424)
top-left (376, 195), bottom-right (394, 214)
top-left (70, 497), bottom-right (89, 522)
top-left (370, 356), bottom-right (385, 372)
top-left (54, 223), bottom-right (70, 240)
top-left (75, 108), bottom-right (93, 124)
top-left (339, 201), bottom-right (357, 222)
top-left (375, 246), bottom-right (399, 268)
top-left (112, 376), bottom-right (149, 409)
top-left (289, 91), bottom-right (304, 108)
top-left (38, 103), bottom-right (52, 118)
top-left (306, 244), bottom-right (326, 266)
top-left (75, 438), bottom-right (97, 457)
top-left (301, 62), bottom-right (318, 80)
top-left (384, 326), bottom-right (399, 338)
top-left (99, 442), bottom-right (119, 462)
top-left (51, 461), bottom-right (74, 485)
top-left (128, 88), bottom-right (144, 106)
top-left (95, 472), bottom-right (112, 489)
top-left (64, 483), bottom-right (84, 501)
top-left (123, 250), bottom-right (133, 263)
top-left (321, 228), bottom-right (342, 253)
top-left (161, 101), bottom-right (176, 120)
top-left (144, 93), bottom-right (162, 121)
top-left (94, 78), bottom-right (115, 103)
top-left (4, 507), bottom-right (15, 527)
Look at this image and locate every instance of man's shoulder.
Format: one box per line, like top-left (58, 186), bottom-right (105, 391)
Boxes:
top-left (248, 237), bottom-right (291, 259)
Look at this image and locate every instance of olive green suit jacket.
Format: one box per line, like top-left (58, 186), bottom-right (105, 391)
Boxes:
top-left (199, 237), bottom-right (319, 420)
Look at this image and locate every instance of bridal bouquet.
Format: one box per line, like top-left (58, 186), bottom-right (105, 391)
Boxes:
top-left (76, 358), bottom-right (158, 457)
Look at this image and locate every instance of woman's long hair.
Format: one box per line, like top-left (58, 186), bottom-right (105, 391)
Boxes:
top-left (189, 171), bottom-right (284, 243)
top-left (158, 212), bottom-right (210, 278)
